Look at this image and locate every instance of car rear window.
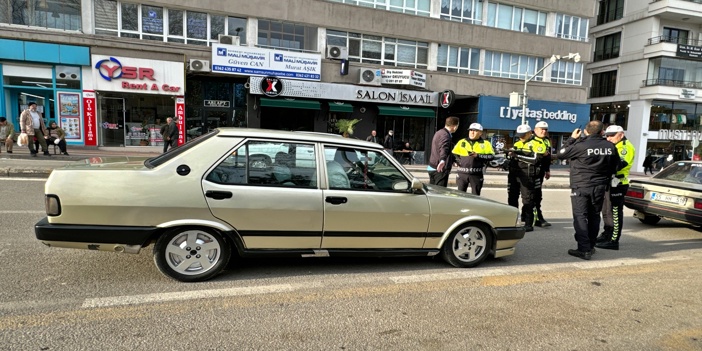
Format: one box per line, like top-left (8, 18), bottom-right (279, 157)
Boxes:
top-left (656, 162), bottom-right (702, 184)
top-left (145, 129), bottom-right (218, 168)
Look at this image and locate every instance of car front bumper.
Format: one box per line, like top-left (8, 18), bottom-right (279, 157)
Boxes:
top-left (35, 217), bottom-right (157, 254)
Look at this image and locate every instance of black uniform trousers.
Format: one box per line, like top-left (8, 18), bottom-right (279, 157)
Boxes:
top-left (508, 169), bottom-right (535, 226)
top-left (532, 172), bottom-right (545, 221)
top-left (571, 185), bottom-right (607, 252)
top-left (457, 173), bottom-right (484, 195)
top-left (601, 184), bottom-right (628, 242)
top-left (429, 169), bottom-right (451, 187)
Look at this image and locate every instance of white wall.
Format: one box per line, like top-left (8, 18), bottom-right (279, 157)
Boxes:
top-left (627, 99), bottom-right (652, 173)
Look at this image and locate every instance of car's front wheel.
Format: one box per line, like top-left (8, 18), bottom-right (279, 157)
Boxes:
top-left (154, 228), bottom-right (231, 282)
top-left (441, 223), bottom-right (493, 268)
top-left (638, 214), bottom-right (662, 225)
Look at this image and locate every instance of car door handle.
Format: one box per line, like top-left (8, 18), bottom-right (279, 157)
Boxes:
top-left (206, 190), bottom-right (233, 200)
top-left (325, 196), bottom-right (347, 205)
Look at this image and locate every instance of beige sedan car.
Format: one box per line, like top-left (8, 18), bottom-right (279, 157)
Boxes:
top-left (35, 128), bottom-right (525, 282)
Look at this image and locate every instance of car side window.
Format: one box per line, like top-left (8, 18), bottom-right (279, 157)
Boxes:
top-left (206, 140), bottom-right (317, 188)
top-left (324, 146), bottom-right (410, 191)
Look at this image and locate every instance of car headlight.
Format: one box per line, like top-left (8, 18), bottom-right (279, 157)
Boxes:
top-left (45, 195), bottom-right (61, 216)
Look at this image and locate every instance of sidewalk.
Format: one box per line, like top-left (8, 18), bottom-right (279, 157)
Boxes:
top-left (0, 145), bottom-right (652, 188)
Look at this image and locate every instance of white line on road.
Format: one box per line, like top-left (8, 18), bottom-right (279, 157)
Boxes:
top-left (81, 282), bottom-right (322, 308)
top-left (0, 177), bottom-right (46, 182)
top-left (0, 210), bottom-right (45, 214)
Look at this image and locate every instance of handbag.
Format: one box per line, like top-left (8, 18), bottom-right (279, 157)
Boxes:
top-left (17, 132), bottom-right (28, 147)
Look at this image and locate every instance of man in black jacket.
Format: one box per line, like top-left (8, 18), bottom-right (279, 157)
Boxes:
top-left (556, 121), bottom-right (620, 260)
top-left (163, 117), bottom-right (179, 153)
top-left (427, 116), bottom-right (459, 187)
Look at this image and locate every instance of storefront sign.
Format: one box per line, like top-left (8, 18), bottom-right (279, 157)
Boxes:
top-left (260, 76), bottom-right (284, 97)
top-left (680, 88), bottom-right (696, 99)
top-left (440, 90), bottom-right (455, 109)
top-left (677, 44), bottom-right (702, 60)
top-left (82, 91), bottom-right (97, 146)
top-left (248, 77), bottom-right (437, 106)
top-left (58, 92), bottom-right (81, 140)
top-left (211, 45), bottom-right (321, 81)
top-left (175, 96), bottom-right (185, 146)
top-left (204, 100), bottom-right (230, 107)
top-left (380, 69), bottom-right (426, 89)
top-left (91, 55), bottom-right (184, 95)
top-left (658, 129), bottom-right (702, 141)
top-left (478, 96), bottom-right (589, 133)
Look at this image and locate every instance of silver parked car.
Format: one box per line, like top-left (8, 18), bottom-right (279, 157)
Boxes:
top-left (35, 128), bottom-right (525, 282)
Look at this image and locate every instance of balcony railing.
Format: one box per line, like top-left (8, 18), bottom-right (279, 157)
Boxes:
top-left (647, 35), bottom-right (702, 46)
top-left (643, 79), bottom-right (702, 89)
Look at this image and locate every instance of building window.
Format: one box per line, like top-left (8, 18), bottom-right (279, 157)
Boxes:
top-left (551, 61), bottom-right (583, 85)
top-left (484, 51), bottom-right (544, 81)
top-left (440, 0), bottom-right (483, 24)
top-left (437, 44), bottom-right (479, 75)
top-left (663, 27), bottom-right (689, 45)
top-left (486, 3), bottom-right (546, 35)
top-left (649, 101), bottom-right (701, 133)
top-left (327, 0), bottom-right (430, 17)
top-left (93, 0), bottom-right (247, 45)
top-left (590, 70), bottom-right (617, 98)
top-left (597, 0), bottom-right (624, 25)
top-left (327, 30), bottom-right (428, 68)
top-left (555, 14), bottom-right (589, 42)
top-left (0, 0), bottom-right (81, 30)
top-left (591, 102), bottom-right (629, 130)
top-left (594, 32), bottom-right (621, 62)
top-left (646, 57), bottom-right (702, 88)
top-left (258, 20), bottom-right (318, 52)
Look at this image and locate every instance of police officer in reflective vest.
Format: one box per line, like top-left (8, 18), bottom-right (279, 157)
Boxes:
top-left (532, 121), bottom-right (552, 227)
top-left (452, 123), bottom-right (495, 195)
top-left (597, 125), bottom-right (634, 250)
top-left (556, 121), bottom-right (620, 260)
top-left (507, 124), bottom-right (541, 232)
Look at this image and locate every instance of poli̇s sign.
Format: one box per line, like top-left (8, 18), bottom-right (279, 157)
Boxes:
top-left (477, 96), bottom-right (589, 133)
top-left (211, 45), bottom-right (321, 81)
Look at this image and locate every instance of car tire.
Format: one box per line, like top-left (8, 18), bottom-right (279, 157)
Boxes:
top-left (638, 214), bottom-right (661, 225)
top-left (153, 227), bottom-right (232, 282)
top-left (441, 223), bottom-right (493, 268)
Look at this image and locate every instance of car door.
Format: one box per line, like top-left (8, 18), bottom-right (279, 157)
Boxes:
top-left (321, 146), bottom-right (431, 249)
top-left (202, 139), bottom-right (323, 249)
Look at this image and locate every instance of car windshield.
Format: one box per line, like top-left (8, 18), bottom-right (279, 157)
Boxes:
top-left (655, 162), bottom-right (702, 184)
top-left (145, 129), bottom-right (219, 168)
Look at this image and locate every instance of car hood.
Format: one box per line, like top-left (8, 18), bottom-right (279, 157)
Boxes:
top-left (424, 184), bottom-right (505, 205)
top-left (55, 157), bottom-right (152, 170)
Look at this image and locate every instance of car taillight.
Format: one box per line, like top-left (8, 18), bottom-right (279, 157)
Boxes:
top-left (695, 200), bottom-right (702, 210)
top-left (45, 195), bottom-right (61, 216)
top-left (626, 188), bottom-right (644, 199)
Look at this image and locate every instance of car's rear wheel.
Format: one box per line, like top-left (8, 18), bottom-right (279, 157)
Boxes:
top-left (441, 223), bottom-right (493, 268)
top-left (154, 228), bottom-right (231, 282)
top-left (638, 214), bottom-right (661, 225)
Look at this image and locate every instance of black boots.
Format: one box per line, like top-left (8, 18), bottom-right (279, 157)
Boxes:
top-left (595, 241), bottom-right (619, 250)
top-left (568, 249), bottom-right (592, 260)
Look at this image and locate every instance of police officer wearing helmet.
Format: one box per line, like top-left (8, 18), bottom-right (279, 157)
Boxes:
top-left (532, 121), bottom-right (552, 227)
top-left (507, 124), bottom-right (541, 232)
top-left (556, 121), bottom-right (620, 260)
top-left (597, 125), bottom-right (635, 250)
top-left (452, 123), bottom-right (495, 195)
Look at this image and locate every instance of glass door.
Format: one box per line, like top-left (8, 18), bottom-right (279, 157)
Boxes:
top-left (99, 97), bottom-right (125, 147)
top-left (204, 108), bottom-right (229, 133)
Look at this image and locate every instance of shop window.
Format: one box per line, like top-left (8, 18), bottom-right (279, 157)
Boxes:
top-left (440, 0), bottom-right (483, 24)
top-left (594, 32), bottom-right (620, 62)
top-left (437, 44), bottom-right (479, 75)
top-left (649, 101), bottom-right (699, 132)
top-left (597, 0), bottom-right (624, 25)
top-left (591, 101), bottom-right (628, 130)
top-left (326, 30), bottom-right (428, 68)
top-left (555, 14), bottom-right (589, 42)
top-left (1, 0), bottom-right (81, 31)
top-left (486, 3), bottom-right (546, 35)
top-left (551, 61), bottom-right (583, 85)
top-left (484, 51), bottom-right (544, 81)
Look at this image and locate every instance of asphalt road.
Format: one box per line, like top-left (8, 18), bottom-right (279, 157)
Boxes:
top-left (1, 179), bottom-right (702, 350)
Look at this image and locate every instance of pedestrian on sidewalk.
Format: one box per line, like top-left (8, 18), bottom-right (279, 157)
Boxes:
top-left (643, 154), bottom-right (654, 175)
top-left (366, 130), bottom-right (381, 145)
top-left (0, 117), bottom-right (15, 153)
top-left (427, 117), bottom-right (459, 187)
top-left (383, 130), bottom-right (395, 151)
top-left (556, 121), bottom-right (619, 260)
top-left (451, 122), bottom-right (494, 195)
top-left (162, 117), bottom-right (178, 153)
top-left (19, 102), bottom-right (50, 157)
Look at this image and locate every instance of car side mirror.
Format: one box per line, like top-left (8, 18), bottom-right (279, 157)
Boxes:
top-left (410, 178), bottom-right (424, 191)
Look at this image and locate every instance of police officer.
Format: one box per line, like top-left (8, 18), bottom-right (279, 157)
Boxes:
top-left (507, 124), bottom-right (541, 232)
top-left (597, 125), bottom-right (634, 250)
top-left (556, 121), bottom-right (620, 260)
top-left (452, 123), bottom-right (495, 195)
top-left (532, 121), bottom-right (552, 227)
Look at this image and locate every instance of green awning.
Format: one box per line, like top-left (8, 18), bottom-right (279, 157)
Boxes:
top-left (328, 102), bottom-right (354, 113)
top-left (260, 97), bottom-right (320, 110)
top-left (377, 105), bottom-right (435, 118)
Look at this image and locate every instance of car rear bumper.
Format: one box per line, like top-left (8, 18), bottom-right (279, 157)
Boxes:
top-left (35, 217), bottom-right (157, 253)
top-left (625, 197), bottom-right (702, 225)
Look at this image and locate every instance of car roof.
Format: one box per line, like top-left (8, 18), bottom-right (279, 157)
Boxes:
top-left (216, 128), bottom-right (384, 149)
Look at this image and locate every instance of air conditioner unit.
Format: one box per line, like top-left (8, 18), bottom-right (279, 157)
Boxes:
top-left (188, 59), bottom-right (211, 72)
top-left (218, 34), bottom-right (240, 46)
top-left (358, 68), bottom-right (381, 86)
top-left (326, 45), bottom-right (348, 60)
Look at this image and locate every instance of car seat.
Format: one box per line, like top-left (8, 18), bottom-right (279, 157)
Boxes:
top-left (326, 161), bottom-right (350, 189)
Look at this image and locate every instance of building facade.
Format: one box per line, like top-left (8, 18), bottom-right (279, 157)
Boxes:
top-left (0, 0), bottom-right (594, 155)
top-left (588, 0), bottom-right (702, 172)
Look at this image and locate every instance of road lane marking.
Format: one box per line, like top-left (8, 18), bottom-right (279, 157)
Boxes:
top-left (0, 211), bottom-right (45, 214)
top-left (81, 282), bottom-right (321, 308)
top-left (0, 177), bottom-right (46, 182)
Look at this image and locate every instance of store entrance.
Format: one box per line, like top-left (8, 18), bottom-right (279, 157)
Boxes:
top-left (99, 97), bottom-right (125, 147)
